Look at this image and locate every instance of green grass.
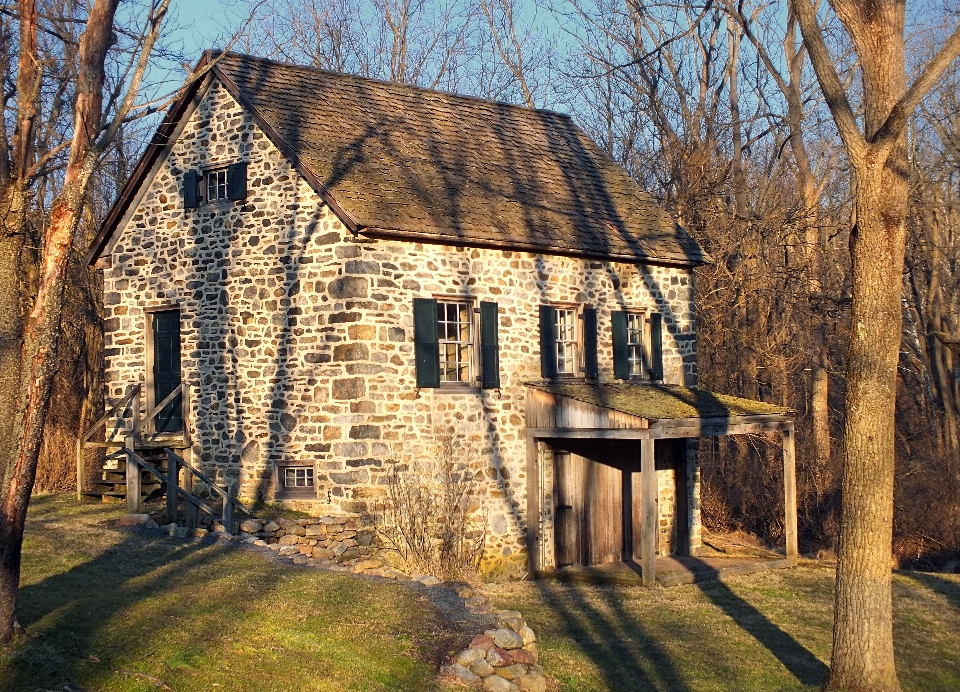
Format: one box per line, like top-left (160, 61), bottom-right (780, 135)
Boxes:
top-left (489, 565), bottom-right (960, 692)
top-left (2, 494), bottom-right (456, 692)
top-left (6, 496), bottom-right (960, 692)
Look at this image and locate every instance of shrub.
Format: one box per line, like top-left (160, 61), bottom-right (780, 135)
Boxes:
top-left (376, 429), bottom-right (486, 581)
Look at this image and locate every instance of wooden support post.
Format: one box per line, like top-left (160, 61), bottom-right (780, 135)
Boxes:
top-left (223, 499), bottom-right (234, 536)
top-left (640, 438), bottom-right (657, 586)
top-left (525, 436), bottom-right (540, 575)
top-left (783, 425), bottom-right (798, 560)
top-left (186, 500), bottom-right (198, 530)
top-left (76, 437), bottom-right (84, 500)
top-left (166, 450), bottom-right (179, 526)
top-left (125, 440), bottom-right (141, 513)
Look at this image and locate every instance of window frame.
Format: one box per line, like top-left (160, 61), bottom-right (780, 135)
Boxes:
top-left (543, 302), bottom-right (584, 379)
top-left (275, 463), bottom-right (318, 499)
top-left (624, 310), bottom-right (649, 379)
top-left (433, 295), bottom-right (479, 387)
top-left (205, 166), bottom-right (229, 203)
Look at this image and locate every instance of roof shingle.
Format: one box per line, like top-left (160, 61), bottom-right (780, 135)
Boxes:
top-left (213, 52), bottom-right (707, 265)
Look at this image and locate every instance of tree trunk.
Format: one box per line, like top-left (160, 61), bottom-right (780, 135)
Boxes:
top-left (828, 156), bottom-right (906, 691)
top-left (0, 0), bottom-right (122, 642)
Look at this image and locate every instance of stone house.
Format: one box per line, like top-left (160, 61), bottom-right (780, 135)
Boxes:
top-left (88, 51), bottom-right (796, 580)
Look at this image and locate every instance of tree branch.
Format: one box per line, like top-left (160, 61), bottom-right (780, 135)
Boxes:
top-left (790, 0), bottom-right (864, 162)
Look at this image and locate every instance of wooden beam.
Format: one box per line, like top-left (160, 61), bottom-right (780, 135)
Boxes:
top-left (526, 428), bottom-right (652, 440)
top-left (124, 436), bottom-right (141, 513)
top-left (783, 425), bottom-right (798, 559)
top-left (641, 438), bottom-right (656, 586)
top-left (651, 420), bottom-right (795, 438)
top-left (166, 449), bottom-right (179, 526)
top-left (526, 437), bottom-right (540, 575)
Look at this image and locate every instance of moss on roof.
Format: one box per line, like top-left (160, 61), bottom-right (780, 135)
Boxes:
top-left (526, 381), bottom-right (792, 420)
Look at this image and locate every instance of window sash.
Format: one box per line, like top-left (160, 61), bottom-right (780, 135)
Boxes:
top-left (206, 169), bottom-right (228, 201)
top-left (554, 308), bottom-right (578, 375)
top-left (437, 301), bottom-right (473, 383)
top-left (626, 313), bottom-right (645, 376)
top-left (283, 466), bottom-right (314, 488)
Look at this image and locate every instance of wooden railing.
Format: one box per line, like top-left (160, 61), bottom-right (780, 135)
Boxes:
top-left (120, 447), bottom-right (251, 534)
top-left (76, 383), bottom-right (142, 499)
top-left (163, 448), bottom-right (253, 534)
top-left (81, 380), bottom-right (251, 534)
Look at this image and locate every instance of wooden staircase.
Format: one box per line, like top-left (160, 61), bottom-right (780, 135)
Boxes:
top-left (78, 382), bottom-right (251, 533)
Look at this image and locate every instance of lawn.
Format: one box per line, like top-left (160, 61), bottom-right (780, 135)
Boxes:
top-left (2, 494), bottom-right (461, 692)
top-left (4, 495), bottom-right (959, 692)
top-left (489, 563), bottom-right (960, 691)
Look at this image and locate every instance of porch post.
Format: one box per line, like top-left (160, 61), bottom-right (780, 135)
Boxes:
top-left (640, 438), bottom-right (656, 586)
top-left (526, 435), bottom-right (540, 575)
top-left (783, 424), bottom-right (798, 560)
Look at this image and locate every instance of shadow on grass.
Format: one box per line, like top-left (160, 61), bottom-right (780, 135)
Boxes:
top-left (533, 579), bottom-right (691, 691)
top-left (4, 526), bottom-right (248, 691)
top-left (687, 558), bottom-right (829, 687)
top-left (899, 570), bottom-right (960, 612)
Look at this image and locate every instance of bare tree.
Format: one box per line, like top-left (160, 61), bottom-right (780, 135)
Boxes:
top-left (791, 1), bottom-right (960, 689)
top-left (0, 0), bottom-right (171, 642)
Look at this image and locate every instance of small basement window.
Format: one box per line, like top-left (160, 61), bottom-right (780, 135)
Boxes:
top-left (283, 466), bottom-right (315, 489)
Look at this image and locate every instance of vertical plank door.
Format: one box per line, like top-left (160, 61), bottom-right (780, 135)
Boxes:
top-left (152, 310), bottom-right (183, 433)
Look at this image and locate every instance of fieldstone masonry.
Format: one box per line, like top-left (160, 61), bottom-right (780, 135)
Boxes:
top-left (101, 75), bottom-right (700, 577)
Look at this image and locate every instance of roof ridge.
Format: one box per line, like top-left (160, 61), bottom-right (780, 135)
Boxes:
top-left (208, 50), bottom-right (575, 121)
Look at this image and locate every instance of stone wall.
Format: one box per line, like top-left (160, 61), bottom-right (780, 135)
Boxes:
top-left (101, 74), bottom-right (699, 577)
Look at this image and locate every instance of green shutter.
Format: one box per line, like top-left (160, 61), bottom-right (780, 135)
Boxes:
top-left (539, 305), bottom-right (557, 379)
top-left (650, 312), bottom-right (664, 381)
top-left (183, 170), bottom-right (198, 208)
top-left (612, 311), bottom-right (629, 379)
top-left (227, 162), bottom-right (248, 200)
top-left (413, 298), bottom-right (440, 388)
top-left (480, 301), bottom-right (500, 389)
top-left (583, 307), bottom-right (598, 380)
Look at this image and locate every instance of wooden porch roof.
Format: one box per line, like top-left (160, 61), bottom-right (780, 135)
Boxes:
top-left (524, 381), bottom-right (794, 439)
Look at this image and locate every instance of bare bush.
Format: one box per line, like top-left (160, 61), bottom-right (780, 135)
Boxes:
top-left (376, 429), bottom-right (486, 582)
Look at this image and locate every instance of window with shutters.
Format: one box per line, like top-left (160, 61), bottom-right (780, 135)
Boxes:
top-left (413, 297), bottom-right (499, 389)
top-left (612, 310), bottom-right (663, 381)
top-left (437, 300), bottom-right (474, 383)
top-left (183, 163), bottom-right (247, 208)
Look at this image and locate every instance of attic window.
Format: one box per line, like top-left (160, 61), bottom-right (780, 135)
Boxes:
top-left (207, 168), bottom-right (229, 201)
top-left (183, 162), bottom-right (248, 208)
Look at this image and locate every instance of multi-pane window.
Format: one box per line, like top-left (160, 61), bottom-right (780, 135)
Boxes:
top-left (626, 313), bottom-right (645, 376)
top-left (555, 308), bottom-right (578, 375)
top-left (437, 301), bottom-right (473, 383)
top-left (206, 168), bottom-right (228, 201)
top-left (283, 466), bottom-right (314, 489)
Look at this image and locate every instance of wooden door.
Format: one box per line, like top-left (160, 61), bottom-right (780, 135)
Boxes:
top-left (151, 310), bottom-right (182, 433)
top-left (554, 452), bottom-right (585, 567)
top-left (587, 459), bottom-right (623, 564)
top-left (554, 451), bottom-right (623, 567)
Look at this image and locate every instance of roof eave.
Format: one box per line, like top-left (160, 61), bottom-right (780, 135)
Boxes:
top-left (359, 226), bottom-right (710, 268)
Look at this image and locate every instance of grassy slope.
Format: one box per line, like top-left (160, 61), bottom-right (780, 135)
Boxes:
top-left (490, 566), bottom-right (960, 692)
top-left (5, 496), bottom-right (959, 692)
top-left (2, 495), bottom-right (454, 692)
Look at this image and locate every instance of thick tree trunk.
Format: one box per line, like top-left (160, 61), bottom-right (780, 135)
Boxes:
top-left (0, 186), bottom-right (26, 639)
top-left (0, 0), bottom-right (121, 642)
top-left (828, 162), bottom-right (906, 692)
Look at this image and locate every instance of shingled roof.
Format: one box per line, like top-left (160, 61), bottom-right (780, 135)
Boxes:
top-left (90, 51), bottom-right (707, 266)
top-left (526, 381), bottom-right (792, 420)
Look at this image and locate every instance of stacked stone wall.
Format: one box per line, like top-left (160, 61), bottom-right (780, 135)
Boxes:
top-left (101, 75), bottom-right (700, 577)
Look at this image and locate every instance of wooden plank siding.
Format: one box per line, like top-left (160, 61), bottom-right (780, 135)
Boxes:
top-left (526, 389), bottom-right (648, 430)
